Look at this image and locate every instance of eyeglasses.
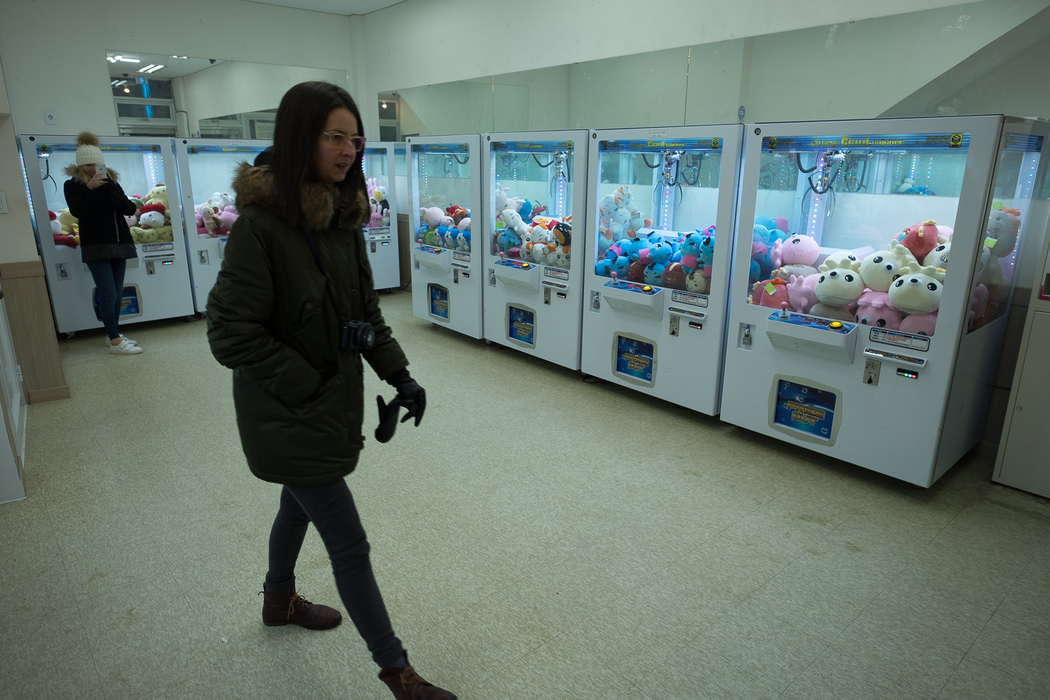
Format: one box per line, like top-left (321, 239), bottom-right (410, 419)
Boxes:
top-left (321, 132), bottom-right (365, 151)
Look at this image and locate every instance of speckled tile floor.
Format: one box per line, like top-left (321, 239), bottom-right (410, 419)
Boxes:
top-left (2, 289), bottom-right (1048, 699)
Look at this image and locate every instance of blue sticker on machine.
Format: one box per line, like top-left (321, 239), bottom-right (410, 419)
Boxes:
top-left (508, 306), bottom-right (535, 346)
top-left (429, 285), bottom-right (449, 320)
top-left (615, 336), bottom-right (654, 383)
top-left (773, 380), bottom-right (836, 440)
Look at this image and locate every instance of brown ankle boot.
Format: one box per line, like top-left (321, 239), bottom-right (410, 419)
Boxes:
top-left (378, 651), bottom-right (457, 700)
top-left (260, 584), bottom-right (342, 630)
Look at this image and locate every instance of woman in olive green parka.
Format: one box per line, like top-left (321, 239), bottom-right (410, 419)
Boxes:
top-left (206, 82), bottom-right (457, 700)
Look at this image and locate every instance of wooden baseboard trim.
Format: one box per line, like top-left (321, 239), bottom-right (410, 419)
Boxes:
top-left (28, 386), bottom-right (71, 404)
top-left (0, 260), bottom-right (44, 279)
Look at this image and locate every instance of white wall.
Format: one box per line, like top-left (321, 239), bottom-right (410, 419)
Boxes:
top-left (179, 63), bottom-right (349, 135)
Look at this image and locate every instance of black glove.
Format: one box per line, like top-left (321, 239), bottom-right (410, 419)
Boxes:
top-left (374, 370), bottom-right (426, 443)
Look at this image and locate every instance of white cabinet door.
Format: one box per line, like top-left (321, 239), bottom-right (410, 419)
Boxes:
top-left (997, 310), bottom-right (1050, 497)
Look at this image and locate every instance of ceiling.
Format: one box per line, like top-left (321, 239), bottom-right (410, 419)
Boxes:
top-left (243, 0), bottom-right (405, 16)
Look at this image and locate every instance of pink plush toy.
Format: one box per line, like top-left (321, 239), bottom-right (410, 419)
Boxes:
top-left (899, 312), bottom-right (938, 336)
top-left (787, 273), bottom-right (819, 313)
top-left (897, 219), bottom-right (943, 262)
top-left (854, 290), bottom-right (902, 330)
top-left (772, 234), bottom-right (820, 268)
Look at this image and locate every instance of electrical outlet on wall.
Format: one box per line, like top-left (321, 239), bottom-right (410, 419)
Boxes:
top-left (44, 110), bottom-right (57, 125)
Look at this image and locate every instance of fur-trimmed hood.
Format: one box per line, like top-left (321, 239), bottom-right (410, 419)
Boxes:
top-left (232, 162), bottom-right (368, 232)
top-left (64, 163), bottom-right (121, 184)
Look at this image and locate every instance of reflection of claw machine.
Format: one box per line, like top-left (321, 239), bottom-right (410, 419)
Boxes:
top-left (581, 126), bottom-right (744, 414)
top-left (720, 116), bottom-right (1050, 487)
top-left (482, 131), bottom-right (589, 369)
top-left (361, 142), bottom-right (401, 290)
top-left (407, 135), bottom-right (482, 337)
top-left (20, 135), bottom-right (195, 334)
top-left (173, 139), bottom-right (268, 312)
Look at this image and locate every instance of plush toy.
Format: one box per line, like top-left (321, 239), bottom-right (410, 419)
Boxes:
top-left (924, 241), bottom-right (950, 268)
top-left (552, 221), bottom-right (572, 247)
top-left (613, 185), bottom-right (635, 212)
top-left (771, 234), bottom-right (819, 269)
top-left (859, 240), bottom-right (917, 292)
top-left (822, 250), bottom-right (860, 268)
top-left (786, 273), bottom-right (819, 314)
top-left (814, 258), bottom-right (865, 309)
top-left (207, 190), bottom-right (232, 212)
top-left (138, 207), bottom-right (166, 230)
top-left (554, 245), bottom-right (571, 268)
top-left (500, 209), bottom-right (530, 240)
top-left (986, 205), bottom-right (1020, 258)
top-left (53, 233), bottom-right (78, 248)
top-left (495, 229), bottom-right (520, 254)
top-left (678, 231), bottom-right (703, 272)
top-left (368, 200), bottom-right (384, 228)
top-left (662, 262), bottom-right (687, 289)
top-left (697, 229), bottom-right (716, 276)
top-left (897, 219), bottom-right (943, 262)
top-left (607, 208), bottom-right (631, 239)
top-left (888, 265), bottom-right (946, 315)
top-left (685, 268), bottom-right (709, 294)
top-left (420, 207), bottom-right (447, 228)
top-left (751, 277), bottom-right (790, 310)
top-left (217, 207), bottom-right (238, 232)
top-left (750, 242), bottom-right (774, 286)
top-left (643, 262), bottom-right (666, 285)
top-left (533, 242), bottom-right (556, 265)
top-left (899, 312), bottom-right (939, 336)
top-left (57, 208), bottom-right (78, 235)
top-left (144, 184), bottom-right (170, 213)
top-left (626, 260), bottom-right (646, 282)
top-left (456, 229), bottom-right (471, 252)
top-left (854, 290), bottom-right (902, 330)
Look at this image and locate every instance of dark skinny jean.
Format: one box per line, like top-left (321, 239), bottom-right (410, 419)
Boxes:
top-left (85, 258), bottom-right (127, 340)
top-left (265, 480), bottom-right (405, 667)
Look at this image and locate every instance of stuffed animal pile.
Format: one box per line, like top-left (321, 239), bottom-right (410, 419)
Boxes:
top-left (590, 185), bottom-right (718, 290)
top-left (415, 198), bottom-right (471, 252)
top-left (486, 184), bottom-right (572, 267)
top-left (51, 183), bottom-right (182, 248)
top-left (746, 204), bottom-right (1022, 337)
top-left (366, 177), bottom-right (391, 229)
top-left (194, 191), bottom-right (239, 239)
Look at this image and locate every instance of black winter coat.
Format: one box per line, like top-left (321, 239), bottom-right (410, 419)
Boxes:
top-left (63, 168), bottom-right (137, 263)
top-left (206, 163), bottom-right (409, 486)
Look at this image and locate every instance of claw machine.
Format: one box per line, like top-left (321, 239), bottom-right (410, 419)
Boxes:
top-left (361, 142), bottom-right (401, 290)
top-left (720, 116), bottom-right (1050, 487)
top-left (173, 138), bottom-right (269, 312)
top-left (482, 131), bottom-right (589, 369)
top-left (407, 135), bottom-right (482, 338)
top-left (581, 126), bottom-right (745, 414)
top-left (19, 135), bottom-right (195, 335)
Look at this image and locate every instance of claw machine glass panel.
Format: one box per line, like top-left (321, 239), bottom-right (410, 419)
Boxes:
top-left (581, 126), bottom-right (744, 415)
top-left (361, 142), bottom-right (401, 290)
top-left (407, 135), bottom-right (482, 338)
top-left (482, 131), bottom-right (589, 369)
top-left (19, 135), bottom-right (194, 335)
top-left (173, 139), bottom-right (268, 312)
top-left (720, 116), bottom-right (1050, 487)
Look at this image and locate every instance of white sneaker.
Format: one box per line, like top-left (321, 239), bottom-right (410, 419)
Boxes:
top-left (110, 338), bottom-right (143, 355)
top-left (106, 334), bottom-right (137, 346)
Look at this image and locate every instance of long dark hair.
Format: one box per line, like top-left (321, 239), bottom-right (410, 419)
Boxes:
top-left (270, 81), bottom-right (365, 225)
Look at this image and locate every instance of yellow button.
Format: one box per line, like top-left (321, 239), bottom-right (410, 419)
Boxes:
top-left (522, 263), bottom-right (530, 268)
top-left (829, 321), bottom-right (843, 329)
top-left (642, 285), bottom-right (652, 292)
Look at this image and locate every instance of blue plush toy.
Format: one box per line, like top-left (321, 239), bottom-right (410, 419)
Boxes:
top-left (643, 263), bottom-right (666, 285)
top-left (496, 229), bottom-right (521, 254)
top-left (595, 258), bottom-right (613, 276)
top-left (610, 255), bottom-right (630, 278)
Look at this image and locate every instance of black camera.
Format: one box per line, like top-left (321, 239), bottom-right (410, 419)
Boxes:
top-left (340, 320), bottom-right (376, 352)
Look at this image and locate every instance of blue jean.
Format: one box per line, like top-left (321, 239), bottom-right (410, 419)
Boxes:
top-left (266, 480), bottom-right (405, 667)
top-left (85, 258), bottom-right (127, 340)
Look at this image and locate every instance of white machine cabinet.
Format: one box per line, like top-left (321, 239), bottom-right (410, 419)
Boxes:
top-left (20, 135), bottom-right (195, 334)
top-left (361, 142), bottom-right (401, 291)
top-left (581, 126), bottom-right (745, 415)
top-left (0, 283), bottom-right (26, 504)
top-left (720, 116), bottom-right (1050, 487)
top-left (994, 216), bottom-right (1050, 497)
top-left (173, 138), bottom-right (269, 312)
top-left (407, 135), bottom-right (482, 338)
top-left (482, 130), bottom-right (589, 369)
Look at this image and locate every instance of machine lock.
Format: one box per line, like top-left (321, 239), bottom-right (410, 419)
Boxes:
top-left (669, 316), bottom-right (679, 336)
top-left (544, 288), bottom-right (551, 305)
top-left (198, 250), bottom-right (209, 265)
top-left (863, 359), bottom-right (881, 386)
top-left (590, 291), bottom-right (601, 311)
top-left (146, 260), bottom-right (155, 275)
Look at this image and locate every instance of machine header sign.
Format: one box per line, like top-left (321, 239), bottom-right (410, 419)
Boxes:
top-left (601, 138), bottom-right (722, 152)
top-left (492, 141), bottom-right (573, 152)
top-left (764, 133), bottom-right (970, 152)
top-left (412, 143), bottom-right (470, 154)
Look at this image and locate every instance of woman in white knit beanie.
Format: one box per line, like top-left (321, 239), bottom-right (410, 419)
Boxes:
top-left (64, 131), bottom-right (142, 354)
